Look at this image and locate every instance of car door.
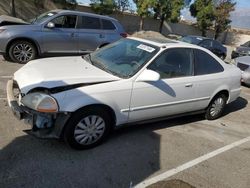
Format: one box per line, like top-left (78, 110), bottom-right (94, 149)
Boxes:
top-left (192, 49), bottom-right (225, 110)
top-left (128, 48), bottom-right (198, 122)
top-left (76, 15), bottom-right (104, 53)
top-left (42, 14), bottom-right (78, 54)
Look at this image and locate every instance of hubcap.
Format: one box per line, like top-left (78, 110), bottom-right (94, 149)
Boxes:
top-left (74, 115), bottom-right (105, 145)
top-left (13, 43), bottom-right (33, 62)
top-left (210, 97), bottom-right (224, 117)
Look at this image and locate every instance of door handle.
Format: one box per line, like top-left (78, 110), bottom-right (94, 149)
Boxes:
top-left (185, 83), bottom-right (193, 87)
top-left (71, 33), bottom-right (75, 37)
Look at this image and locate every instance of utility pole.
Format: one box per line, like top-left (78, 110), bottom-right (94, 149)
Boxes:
top-left (10, 0), bottom-right (16, 17)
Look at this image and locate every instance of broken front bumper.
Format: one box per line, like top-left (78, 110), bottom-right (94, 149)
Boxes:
top-left (6, 79), bottom-right (71, 139)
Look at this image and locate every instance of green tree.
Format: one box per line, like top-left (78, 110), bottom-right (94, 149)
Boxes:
top-left (115, 0), bottom-right (131, 13)
top-left (134, 0), bottom-right (154, 30)
top-left (154, 0), bottom-right (184, 33)
top-left (190, 0), bottom-right (214, 36)
top-left (213, 0), bottom-right (236, 39)
top-left (90, 0), bottom-right (116, 15)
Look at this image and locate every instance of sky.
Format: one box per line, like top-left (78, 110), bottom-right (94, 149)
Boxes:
top-left (78, 0), bottom-right (250, 29)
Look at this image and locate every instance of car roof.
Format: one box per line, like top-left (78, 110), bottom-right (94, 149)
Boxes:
top-left (128, 36), bottom-right (203, 49)
top-left (54, 9), bottom-right (117, 21)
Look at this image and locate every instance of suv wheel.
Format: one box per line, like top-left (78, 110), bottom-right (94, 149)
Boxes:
top-left (205, 94), bottom-right (227, 120)
top-left (63, 107), bottom-right (112, 150)
top-left (9, 40), bottom-right (37, 63)
top-left (3, 54), bottom-right (11, 62)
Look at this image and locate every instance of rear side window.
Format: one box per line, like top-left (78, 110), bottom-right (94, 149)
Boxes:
top-left (102, 19), bottom-right (116, 30)
top-left (80, 16), bottom-right (101, 29)
top-left (194, 49), bottom-right (224, 75)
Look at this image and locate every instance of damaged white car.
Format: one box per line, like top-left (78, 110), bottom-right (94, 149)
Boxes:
top-left (7, 37), bottom-right (241, 149)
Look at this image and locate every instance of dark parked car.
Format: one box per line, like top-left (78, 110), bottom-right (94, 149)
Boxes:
top-left (234, 56), bottom-right (250, 86)
top-left (231, 41), bottom-right (250, 59)
top-left (0, 9), bottom-right (127, 63)
top-left (180, 35), bottom-right (227, 59)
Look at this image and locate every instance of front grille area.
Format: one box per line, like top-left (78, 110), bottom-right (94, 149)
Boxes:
top-left (237, 63), bottom-right (249, 71)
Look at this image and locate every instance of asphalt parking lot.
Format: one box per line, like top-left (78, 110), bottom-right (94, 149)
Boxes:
top-left (0, 56), bottom-right (250, 188)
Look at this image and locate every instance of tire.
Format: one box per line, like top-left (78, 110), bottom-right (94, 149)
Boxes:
top-left (9, 40), bottom-right (37, 63)
top-left (63, 107), bottom-right (112, 150)
top-left (205, 94), bottom-right (227, 120)
top-left (3, 54), bottom-right (12, 62)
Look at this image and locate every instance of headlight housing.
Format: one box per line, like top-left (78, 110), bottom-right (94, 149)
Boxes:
top-left (0, 29), bottom-right (6, 33)
top-left (21, 92), bottom-right (58, 113)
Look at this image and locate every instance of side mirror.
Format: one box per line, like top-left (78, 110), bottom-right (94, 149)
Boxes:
top-left (136, 69), bottom-right (160, 82)
top-left (46, 22), bottom-right (55, 29)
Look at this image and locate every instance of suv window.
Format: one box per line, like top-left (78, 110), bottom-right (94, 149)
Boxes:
top-left (102, 19), bottom-right (116, 30)
top-left (51, 15), bottom-right (77, 28)
top-left (194, 49), bottom-right (224, 75)
top-left (80, 16), bottom-right (101, 29)
top-left (148, 48), bottom-right (193, 79)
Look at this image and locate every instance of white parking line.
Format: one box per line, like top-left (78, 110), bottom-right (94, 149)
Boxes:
top-left (134, 136), bottom-right (250, 188)
top-left (0, 76), bottom-right (12, 79)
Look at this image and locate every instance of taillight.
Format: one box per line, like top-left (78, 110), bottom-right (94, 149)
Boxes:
top-left (120, 33), bottom-right (128, 38)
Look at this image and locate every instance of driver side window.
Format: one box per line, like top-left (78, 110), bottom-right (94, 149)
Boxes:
top-left (148, 48), bottom-right (193, 79)
top-left (51, 15), bottom-right (77, 28)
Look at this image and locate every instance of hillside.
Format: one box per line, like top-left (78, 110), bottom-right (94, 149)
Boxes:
top-left (0, 0), bottom-right (60, 21)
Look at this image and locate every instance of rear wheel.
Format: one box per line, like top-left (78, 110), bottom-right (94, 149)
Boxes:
top-left (63, 107), bottom-right (112, 150)
top-left (9, 40), bottom-right (37, 63)
top-left (205, 94), bottom-right (227, 120)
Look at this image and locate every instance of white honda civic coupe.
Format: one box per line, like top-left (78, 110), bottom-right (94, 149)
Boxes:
top-left (7, 37), bottom-right (241, 149)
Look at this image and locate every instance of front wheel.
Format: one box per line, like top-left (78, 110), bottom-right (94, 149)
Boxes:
top-left (205, 94), bottom-right (227, 120)
top-left (3, 54), bottom-right (12, 62)
top-left (63, 108), bottom-right (112, 150)
top-left (9, 40), bottom-right (37, 63)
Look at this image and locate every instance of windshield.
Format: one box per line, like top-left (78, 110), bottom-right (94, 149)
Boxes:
top-left (31, 11), bottom-right (58, 24)
top-left (88, 39), bottom-right (159, 78)
top-left (180, 36), bottom-right (203, 45)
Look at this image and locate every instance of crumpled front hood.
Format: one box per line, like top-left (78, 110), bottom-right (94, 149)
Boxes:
top-left (0, 15), bottom-right (28, 26)
top-left (14, 56), bottom-right (120, 94)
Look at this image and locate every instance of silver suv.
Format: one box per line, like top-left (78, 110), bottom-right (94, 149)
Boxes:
top-left (0, 9), bottom-right (127, 63)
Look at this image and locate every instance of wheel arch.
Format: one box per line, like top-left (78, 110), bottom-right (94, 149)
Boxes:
top-left (6, 37), bottom-right (41, 56)
top-left (209, 89), bottom-right (229, 105)
top-left (60, 103), bottom-right (117, 138)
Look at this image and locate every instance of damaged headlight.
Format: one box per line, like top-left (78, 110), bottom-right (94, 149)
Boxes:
top-left (21, 92), bottom-right (58, 113)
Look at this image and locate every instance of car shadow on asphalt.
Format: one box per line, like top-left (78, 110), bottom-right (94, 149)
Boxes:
top-left (223, 96), bottom-right (248, 116)
top-left (0, 114), bottom-right (204, 188)
top-left (0, 97), bottom-right (247, 188)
